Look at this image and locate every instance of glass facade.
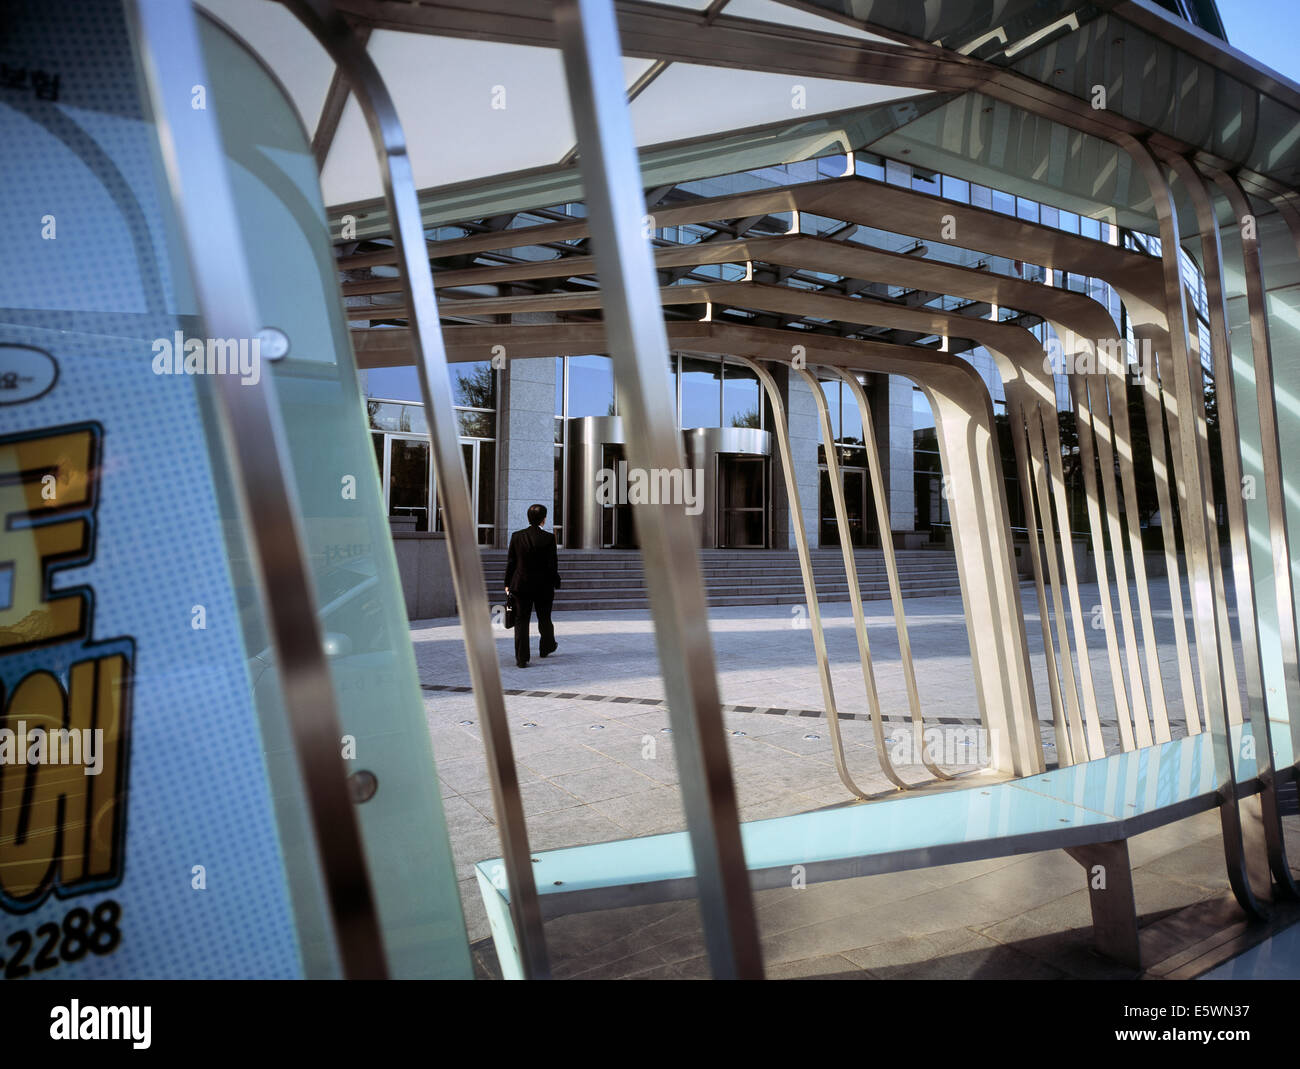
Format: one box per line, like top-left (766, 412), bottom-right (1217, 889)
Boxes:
top-left (361, 361), bottom-right (497, 542)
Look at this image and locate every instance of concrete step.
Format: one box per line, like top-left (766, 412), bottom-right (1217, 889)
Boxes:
top-left (549, 586), bottom-right (966, 611)
top-left (483, 548), bottom-right (964, 610)
top-left (548, 585), bottom-right (963, 603)
top-left (484, 569), bottom-right (962, 585)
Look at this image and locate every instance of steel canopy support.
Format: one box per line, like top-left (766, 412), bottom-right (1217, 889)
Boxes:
top-left (127, 0), bottom-right (388, 977)
top-left (730, 356), bottom-right (873, 798)
top-left (799, 364), bottom-right (918, 789)
top-left (1235, 184), bottom-right (1300, 779)
top-left (1119, 136), bottom-right (1270, 920)
top-left (552, 0), bottom-right (763, 979)
top-left (831, 367), bottom-right (953, 780)
top-left (282, 0), bottom-right (552, 978)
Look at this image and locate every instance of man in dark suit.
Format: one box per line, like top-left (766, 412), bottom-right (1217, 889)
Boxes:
top-left (504, 503), bottom-right (561, 668)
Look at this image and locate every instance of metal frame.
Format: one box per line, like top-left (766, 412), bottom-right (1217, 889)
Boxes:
top-left (1161, 155), bottom-right (1292, 895)
top-left (552, 0), bottom-right (762, 979)
top-left (1210, 171), bottom-right (1300, 777)
top-left (733, 355), bottom-right (874, 797)
top-left (351, 172), bottom-right (1277, 773)
top-left (831, 366), bottom-right (949, 780)
top-left (125, 0), bottom-right (388, 977)
top-left (279, 0), bottom-right (552, 978)
top-left (1119, 135), bottom-right (1268, 918)
top-left (305, 0), bottom-right (1300, 958)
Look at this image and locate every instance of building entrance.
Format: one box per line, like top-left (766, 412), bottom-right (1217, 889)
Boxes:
top-left (600, 442), bottom-right (638, 549)
top-left (372, 431), bottom-right (494, 543)
top-left (718, 455), bottom-right (767, 548)
top-left (819, 465), bottom-right (875, 547)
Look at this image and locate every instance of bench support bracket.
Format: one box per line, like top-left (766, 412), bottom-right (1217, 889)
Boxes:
top-left (1065, 840), bottom-right (1141, 969)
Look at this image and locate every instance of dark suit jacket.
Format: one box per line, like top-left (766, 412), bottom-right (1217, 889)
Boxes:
top-left (505, 525), bottom-right (561, 598)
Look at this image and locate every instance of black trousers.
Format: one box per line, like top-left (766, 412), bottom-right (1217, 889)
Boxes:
top-left (513, 591), bottom-right (555, 665)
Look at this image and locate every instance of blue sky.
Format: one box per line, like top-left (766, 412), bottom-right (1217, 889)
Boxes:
top-left (1218, 0), bottom-right (1300, 83)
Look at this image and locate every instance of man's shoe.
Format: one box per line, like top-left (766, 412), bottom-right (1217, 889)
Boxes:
top-left (516, 659), bottom-right (529, 668)
top-left (540, 644), bottom-right (556, 658)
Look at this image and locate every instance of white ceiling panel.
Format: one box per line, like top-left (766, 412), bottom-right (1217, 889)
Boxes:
top-left (629, 63), bottom-right (920, 149)
top-left (196, 0), bottom-right (335, 140)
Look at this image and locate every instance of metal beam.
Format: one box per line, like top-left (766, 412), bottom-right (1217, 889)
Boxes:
top-left (552, 0), bottom-right (763, 980)
top-left (283, 0), bottom-right (554, 978)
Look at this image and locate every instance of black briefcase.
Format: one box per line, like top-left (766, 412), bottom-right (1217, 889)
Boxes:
top-left (504, 592), bottom-right (517, 630)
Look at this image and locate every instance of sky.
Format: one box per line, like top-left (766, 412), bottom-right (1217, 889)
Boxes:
top-left (1217, 0), bottom-right (1300, 84)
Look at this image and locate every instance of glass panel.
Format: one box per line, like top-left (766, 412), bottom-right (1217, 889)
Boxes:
top-left (198, 5), bottom-right (478, 960)
top-left (855, 153), bottom-right (886, 182)
top-left (0, 2), bottom-right (471, 979)
top-left (361, 364), bottom-right (423, 402)
top-left (554, 445), bottom-right (564, 536)
top-left (885, 158), bottom-right (911, 187)
top-left (817, 153), bottom-right (848, 177)
top-left (389, 438), bottom-right (431, 532)
top-left (477, 440), bottom-right (496, 533)
top-left (451, 361), bottom-right (495, 409)
top-left (723, 457), bottom-right (765, 510)
top-left (992, 189), bottom-right (1016, 216)
top-left (820, 379), bottom-right (841, 439)
top-left (941, 175), bottom-right (970, 203)
top-left (843, 470), bottom-right (867, 547)
top-left (368, 400), bottom-right (428, 434)
top-left (724, 509), bottom-right (764, 548)
top-left (912, 168), bottom-right (941, 196)
top-left (568, 354), bottom-right (615, 417)
top-left (841, 383), bottom-right (863, 446)
top-left (819, 468), bottom-right (836, 545)
top-left (554, 355), bottom-right (564, 416)
top-left (681, 356), bottom-right (722, 427)
top-left (438, 442), bottom-right (475, 533)
top-left (722, 362), bottom-right (761, 428)
top-left (457, 409), bottom-right (495, 438)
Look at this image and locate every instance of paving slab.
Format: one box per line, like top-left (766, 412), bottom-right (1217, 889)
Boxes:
top-left (414, 581), bottom-right (1300, 976)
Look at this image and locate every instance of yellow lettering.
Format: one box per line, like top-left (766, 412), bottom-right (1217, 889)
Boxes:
top-left (0, 672), bottom-right (63, 900)
top-left (0, 429), bottom-right (95, 649)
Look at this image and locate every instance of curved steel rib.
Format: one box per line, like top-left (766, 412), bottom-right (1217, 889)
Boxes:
top-left (1171, 158), bottom-right (1298, 900)
top-left (830, 367), bottom-right (954, 780)
top-left (730, 355), bottom-right (876, 796)
top-left (1222, 179), bottom-right (1300, 778)
top-left (282, 0), bottom-right (552, 977)
top-left (1119, 136), bottom-right (1270, 920)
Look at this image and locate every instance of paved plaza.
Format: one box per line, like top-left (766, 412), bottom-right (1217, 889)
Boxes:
top-left (414, 576), bottom-right (1300, 979)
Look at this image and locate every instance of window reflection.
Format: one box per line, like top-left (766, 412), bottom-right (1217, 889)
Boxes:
top-left (681, 355), bottom-right (721, 427)
top-left (451, 361), bottom-right (495, 410)
top-left (568, 354), bottom-right (615, 417)
top-left (360, 365), bottom-right (422, 402)
top-left (722, 362), bottom-right (761, 428)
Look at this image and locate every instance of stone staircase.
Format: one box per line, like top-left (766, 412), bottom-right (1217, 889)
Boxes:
top-left (481, 547), bottom-right (964, 611)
